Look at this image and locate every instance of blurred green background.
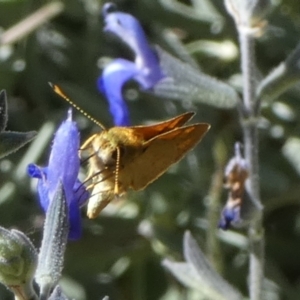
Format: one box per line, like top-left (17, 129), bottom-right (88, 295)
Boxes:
top-left (1, 0), bottom-right (300, 299)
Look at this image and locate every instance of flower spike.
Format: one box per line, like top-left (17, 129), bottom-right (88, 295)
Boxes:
top-left (219, 142), bottom-right (249, 230)
top-left (27, 109), bottom-right (89, 240)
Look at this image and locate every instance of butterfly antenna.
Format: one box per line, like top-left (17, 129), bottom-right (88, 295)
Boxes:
top-left (114, 147), bottom-right (121, 195)
top-left (49, 82), bottom-right (106, 130)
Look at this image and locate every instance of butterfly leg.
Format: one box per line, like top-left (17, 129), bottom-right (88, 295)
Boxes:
top-left (87, 187), bottom-right (115, 218)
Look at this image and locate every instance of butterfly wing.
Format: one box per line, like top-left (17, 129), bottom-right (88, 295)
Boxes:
top-left (128, 112), bottom-right (195, 141)
top-left (119, 123), bottom-right (210, 190)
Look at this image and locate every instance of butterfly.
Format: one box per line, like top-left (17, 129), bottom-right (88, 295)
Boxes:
top-left (51, 84), bottom-right (210, 218)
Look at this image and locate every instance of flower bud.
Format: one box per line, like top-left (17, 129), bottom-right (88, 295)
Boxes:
top-left (224, 0), bottom-right (271, 34)
top-left (219, 143), bottom-right (249, 229)
top-left (0, 227), bottom-right (37, 299)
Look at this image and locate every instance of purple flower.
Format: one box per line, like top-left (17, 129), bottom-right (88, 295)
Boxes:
top-left (218, 201), bottom-right (242, 230)
top-left (27, 109), bottom-right (89, 240)
top-left (218, 143), bottom-right (249, 230)
top-left (98, 3), bottom-right (165, 126)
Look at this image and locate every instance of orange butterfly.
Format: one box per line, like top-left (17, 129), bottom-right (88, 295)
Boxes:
top-left (51, 84), bottom-right (210, 218)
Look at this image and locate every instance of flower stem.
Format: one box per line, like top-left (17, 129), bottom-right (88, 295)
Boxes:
top-left (0, 2), bottom-right (64, 46)
top-left (11, 284), bottom-right (38, 300)
top-left (239, 28), bottom-right (264, 300)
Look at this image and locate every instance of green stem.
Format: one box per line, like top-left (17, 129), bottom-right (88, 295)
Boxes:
top-left (11, 283), bottom-right (38, 300)
top-left (239, 28), bottom-right (264, 300)
top-left (206, 167), bottom-right (224, 274)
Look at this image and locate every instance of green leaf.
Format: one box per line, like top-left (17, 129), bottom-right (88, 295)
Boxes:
top-left (154, 47), bottom-right (240, 109)
top-left (48, 286), bottom-right (69, 300)
top-left (257, 42), bottom-right (300, 102)
top-left (162, 260), bottom-right (204, 291)
top-left (0, 90), bottom-right (8, 132)
top-left (35, 181), bottom-right (69, 300)
top-left (163, 232), bottom-right (245, 300)
top-left (0, 130), bottom-right (36, 159)
top-left (183, 231), bottom-right (244, 300)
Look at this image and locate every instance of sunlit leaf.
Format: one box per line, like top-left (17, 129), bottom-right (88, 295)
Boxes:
top-left (183, 231), bottom-right (244, 300)
top-left (163, 231), bottom-right (244, 300)
top-left (257, 42), bottom-right (300, 102)
top-left (162, 260), bottom-right (203, 291)
top-left (154, 47), bottom-right (240, 108)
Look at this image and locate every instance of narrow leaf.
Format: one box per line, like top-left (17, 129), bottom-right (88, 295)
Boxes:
top-left (159, 0), bottom-right (224, 25)
top-left (282, 136), bottom-right (300, 176)
top-left (184, 231), bottom-right (244, 300)
top-left (163, 260), bottom-right (230, 300)
top-left (161, 30), bottom-right (200, 70)
top-left (48, 286), bottom-right (69, 300)
top-left (153, 47), bottom-right (239, 108)
top-left (35, 181), bottom-right (69, 300)
top-left (0, 90), bottom-right (8, 132)
top-left (162, 260), bottom-right (203, 290)
top-left (0, 131), bottom-right (37, 159)
top-left (257, 42), bottom-right (300, 102)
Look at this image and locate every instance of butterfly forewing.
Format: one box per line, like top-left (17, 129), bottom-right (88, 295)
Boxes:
top-left (127, 112), bottom-right (195, 141)
top-left (118, 123), bottom-right (210, 190)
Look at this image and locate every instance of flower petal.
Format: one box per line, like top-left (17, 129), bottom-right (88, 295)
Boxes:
top-left (37, 179), bottom-right (50, 212)
top-left (102, 3), bottom-right (164, 89)
top-left (73, 179), bottom-right (89, 207)
top-left (103, 4), bottom-right (153, 66)
top-left (68, 199), bottom-right (82, 240)
top-left (28, 109), bottom-right (84, 240)
top-left (218, 204), bottom-right (241, 230)
top-left (27, 164), bottom-right (50, 211)
top-left (47, 109), bottom-right (80, 202)
top-left (27, 163), bottom-right (44, 179)
top-left (99, 58), bottom-right (138, 126)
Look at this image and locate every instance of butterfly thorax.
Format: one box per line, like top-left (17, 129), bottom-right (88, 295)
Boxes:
top-left (82, 127), bottom-right (148, 218)
top-left (81, 127), bottom-right (147, 183)
top-left (90, 128), bottom-right (145, 166)
top-left (105, 127), bottom-right (145, 147)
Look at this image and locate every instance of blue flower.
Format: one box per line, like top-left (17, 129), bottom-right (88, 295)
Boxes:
top-left (98, 3), bottom-right (165, 126)
top-left (27, 109), bottom-right (89, 240)
top-left (218, 201), bottom-right (242, 230)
